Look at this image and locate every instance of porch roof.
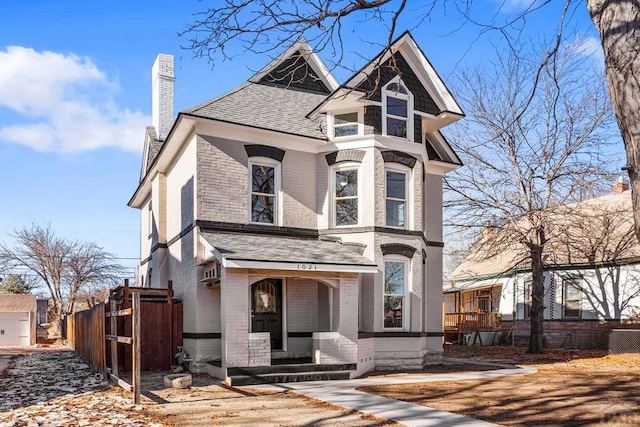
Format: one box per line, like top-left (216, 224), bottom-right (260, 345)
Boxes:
top-left (200, 231), bottom-right (379, 274)
top-left (444, 281), bottom-right (502, 294)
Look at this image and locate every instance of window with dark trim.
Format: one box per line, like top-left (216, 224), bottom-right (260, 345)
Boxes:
top-left (251, 163), bottom-right (277, 224)
top-left (385, 169), bottom-right (407, 227)
top-left (334, 168), bottom-right (358, 226)
top-left (383, 258), bottom-right (408, 329)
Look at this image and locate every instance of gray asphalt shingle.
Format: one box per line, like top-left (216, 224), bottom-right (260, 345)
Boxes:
top-left (201, 231), bottom-right (377, 268)
top-left (184, 82), bottom-right (328, 140)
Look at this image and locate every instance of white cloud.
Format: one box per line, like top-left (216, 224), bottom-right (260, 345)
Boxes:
top-left (575, 36), bottom-right (605, 68)
top-left (0, 46), bottom-right (149, 153)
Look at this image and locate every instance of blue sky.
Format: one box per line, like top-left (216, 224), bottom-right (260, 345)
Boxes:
top-left (0, 1), bottom-right (610, 283)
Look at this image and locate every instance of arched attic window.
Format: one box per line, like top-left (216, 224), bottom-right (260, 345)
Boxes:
top-left (382, 78), bottom-right (413, 140)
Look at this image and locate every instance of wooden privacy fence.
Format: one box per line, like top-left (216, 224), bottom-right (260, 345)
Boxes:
top-left (106, 292), bottom-right (141, 403)
top-left (66, 302), bottom-right (106, 376)
top-left (66, 280), bottom-right (183, 402)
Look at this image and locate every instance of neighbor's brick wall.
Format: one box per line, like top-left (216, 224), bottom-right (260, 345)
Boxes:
top-left (502, 320), bottom-right (640, 349)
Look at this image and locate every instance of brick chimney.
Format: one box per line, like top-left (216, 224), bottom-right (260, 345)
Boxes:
top-left (152, 54), bottom-right (174, 141)
top-left (613, 175), bottom-right (629, 193)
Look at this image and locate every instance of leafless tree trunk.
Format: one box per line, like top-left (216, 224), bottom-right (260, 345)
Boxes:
top-left (587, 0), bottom-right (640, 241)
top-left (445, 38), bottom-right (617, 353)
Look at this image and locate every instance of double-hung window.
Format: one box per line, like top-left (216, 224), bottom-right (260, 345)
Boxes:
top-left (563, 279), bottom-right (582, 319)
top-left (383, 258), bottom-right (408, 329)
top-left (523, 278), bottom-right (532, 320)
top-left (250, 160), bottom-right (280, 225)
top-left (385, 169), bottom-right (408, 228)
top-left (334, 167), bottom-right (359, 226)
top-left (383, 80), bottom-right (412, 139)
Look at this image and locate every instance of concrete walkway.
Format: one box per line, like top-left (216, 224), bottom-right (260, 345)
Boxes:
top-left (247, 364), bottom-right (538, 427)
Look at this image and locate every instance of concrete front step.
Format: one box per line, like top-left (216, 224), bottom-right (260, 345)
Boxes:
top-left (228, 363), bottom-right (356, 376)
top-left (228, 369), bottom-right (353, 386)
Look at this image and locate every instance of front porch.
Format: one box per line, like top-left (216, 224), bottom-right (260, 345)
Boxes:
top-left (443, 312), bottom-right (502, 344)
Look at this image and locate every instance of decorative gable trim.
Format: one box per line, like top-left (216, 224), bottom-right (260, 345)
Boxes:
top-left (249, 38), bottom-right (339, 92)
top-left (325, 149), bottom-right (366, 165)
top-left (244, 144), bottom-right (286, 162)
top-left (381, 150), bottom-right (417, 168)
top-left (381, 243), bottom-right (417, 258)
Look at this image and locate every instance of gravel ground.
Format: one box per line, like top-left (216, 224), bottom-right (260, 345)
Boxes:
top-left (0, 347), bottom-right (164, 426)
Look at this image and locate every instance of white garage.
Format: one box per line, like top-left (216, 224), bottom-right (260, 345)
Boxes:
top-left (0, 312), bottom-right (30, 346)
top-left (0, 295), bottom-right (36, 346)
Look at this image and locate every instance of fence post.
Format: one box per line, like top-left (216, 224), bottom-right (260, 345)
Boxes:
top-left (110, 300), bottom-right (118, 379)
top-left (132, 292), bottom-right (141, 404)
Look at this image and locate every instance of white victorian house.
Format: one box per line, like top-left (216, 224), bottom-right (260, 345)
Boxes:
top-left (129, 32), bottom-right (464, 384)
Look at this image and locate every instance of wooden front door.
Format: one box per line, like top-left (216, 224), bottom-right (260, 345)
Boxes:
top-left (251, 279), bottom-right (282, 350)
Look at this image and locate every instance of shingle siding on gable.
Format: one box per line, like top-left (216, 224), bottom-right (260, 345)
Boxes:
top-left (414, 114), bottom-right (422, 143)
top-left (364, 105), bottom-right (382, 135)
top-left (259, 50), bottom-right (331, 94)
top-left (355, 53), bottom-right (440, 116)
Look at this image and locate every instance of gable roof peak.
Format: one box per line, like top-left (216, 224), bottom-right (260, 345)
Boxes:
top-left (249, 39), bottom-right (339, 93)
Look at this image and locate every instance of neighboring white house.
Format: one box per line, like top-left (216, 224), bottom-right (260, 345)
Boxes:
top-left (0, 294), bottom-right (36, 346)
top-left (129, 32), bottom-right (464, 381)
top-left (445, 184), bottom-right (640, 347)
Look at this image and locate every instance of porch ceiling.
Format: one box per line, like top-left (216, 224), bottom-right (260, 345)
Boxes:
top-left (200, 231), bottom-right (379, 274)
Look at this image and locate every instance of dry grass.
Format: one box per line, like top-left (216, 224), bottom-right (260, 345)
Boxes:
top-left (360, 345), bottom-right (640, 426)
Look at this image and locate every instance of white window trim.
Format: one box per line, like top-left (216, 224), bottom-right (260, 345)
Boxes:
top-left (330, 162), bottom-right (361, 228)
top-left (382, 255), bottom-right (411, 331)
top-left (563, 279), bottom-right (582, 319)
top-left (384, 163), bottom-right (412, 230)
top-left (248, 157), bottom-right (282, 226)
top-left (328, 108), bottom-right (364, 140)
top-left (382, 77), bottom-right (414, 141)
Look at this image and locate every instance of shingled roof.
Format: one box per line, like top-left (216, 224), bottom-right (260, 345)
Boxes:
top-left (449, 190), bottom-right (639, 281)
top-left (183, 81), bottom-right (328, 140)
top-left (201, 231), bottom-right (378, 272)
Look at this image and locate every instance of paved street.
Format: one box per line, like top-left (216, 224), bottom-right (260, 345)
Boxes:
top-left (0, 348), bottom-right (164, 426)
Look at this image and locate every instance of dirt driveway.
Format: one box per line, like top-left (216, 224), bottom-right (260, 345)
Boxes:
top-left (0, 345), bottom-right (395, 426)
top-left (361, 346), bottom-right (640, 426)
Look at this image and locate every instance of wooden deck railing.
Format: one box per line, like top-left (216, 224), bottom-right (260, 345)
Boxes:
top-left (444, 312), bottom-right (502, 331)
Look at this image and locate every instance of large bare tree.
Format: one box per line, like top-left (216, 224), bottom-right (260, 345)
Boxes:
top-left (444, 39), bottom-right (617, 353)
top-left (557, 195), bottom-right (640, 319)
top-left (181, 0), bottom-right (640, 240)
top-left (0, 224), bottom-right (125, 332)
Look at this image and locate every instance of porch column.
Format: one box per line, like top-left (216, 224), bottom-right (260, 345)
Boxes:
top-left (220, 269), bottom-right (250, 367)
top-left (314, 274), bottom-right (359, 364)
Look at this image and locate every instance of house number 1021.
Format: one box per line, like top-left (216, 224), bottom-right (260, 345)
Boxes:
top-left (298, 264), bottom-right (317, 270)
